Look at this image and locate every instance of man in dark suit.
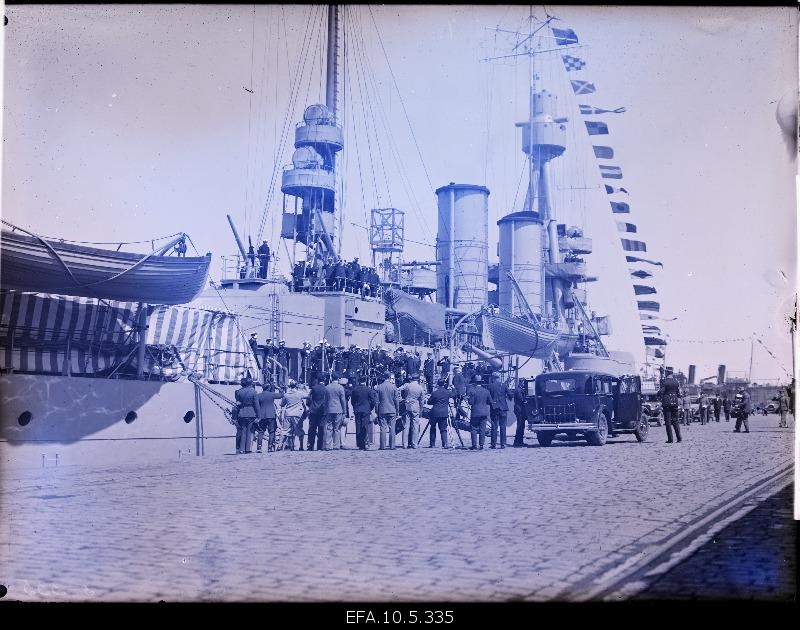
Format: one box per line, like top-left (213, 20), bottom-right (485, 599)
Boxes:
top-left (733, 388), bottom-right (752, 433)
top-left (306, 376), bottom-right (328, 451)
top-left (350, 376), bottom-right (378, 450)
top-left (468, 375), bottom-right (493, 450)
top-left (427, 380), bottom-right (455, 448)
top-left (423, 353), bottom-right (435, 394)
top-left (248, 333), bottom-right (262, 370)
top-left (512, 382), bottom-right (528, 447)
top-left (486, 373), bottom-right (510, 449)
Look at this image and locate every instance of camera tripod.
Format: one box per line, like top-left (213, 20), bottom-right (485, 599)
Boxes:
top-left (417, 403), bottom-right (466, 448)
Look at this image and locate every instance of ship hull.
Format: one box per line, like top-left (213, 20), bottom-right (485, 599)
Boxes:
top-left (0, 374), bottom-right (238, 470)
top-left (1, 230), bottom-right (211, 305)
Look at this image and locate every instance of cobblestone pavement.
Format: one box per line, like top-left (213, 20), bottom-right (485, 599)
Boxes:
top-left (0, 414), bottom-right (794, 602)
top-left (632, 483), bottom-right (796, 600)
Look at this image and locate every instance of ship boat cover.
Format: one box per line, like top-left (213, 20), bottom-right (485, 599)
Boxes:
top-left (383, 288), bottom-right (447, 344)
top-left (0, 229), bottom-right (212, 305)
top-left (0, 290), bottom-right (253, 383)
top-left (479, 313), bottom-right (578, 359)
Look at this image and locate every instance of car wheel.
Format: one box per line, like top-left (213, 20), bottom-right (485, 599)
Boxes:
top-left (634, 415), bottom-right (649, 442)
top-left (587, 413), bottom-right (608, 446)
top-left (537, 432), bottom-right (553, 447)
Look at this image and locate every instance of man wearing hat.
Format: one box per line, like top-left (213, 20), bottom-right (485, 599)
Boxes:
top-left (350, 375), bottom-right (378, 449)
top-left (487, 372), bottom-right (510, 449)
top-left (658, 367), bottom-right (682, 443)
top-left (276, 340), bottom-right (290, 387)
top-left (399, 373), bottom-right (425, 448)
top-left (324, 372), bottom-right (348, 450)
top-left (375, 372), bottom-right (400, 450)
top-left (468, 374), bottom-right (493, 450)
top-left (234, 376), bottom-right (261, 454)
top-left (249, 333), bottom-right (262, 370)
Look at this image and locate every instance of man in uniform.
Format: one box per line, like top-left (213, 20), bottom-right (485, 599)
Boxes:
top-left (713, 394), bottom-right (722, 422)
top-left (777, 387), bottom-right (791, 428)
top-left (257, 240), bottom-right (270, 279)
top-left (658, 367), bottom-right (683, 443)
top-left (234, 376), bottom-right (260, 454)
top-left (487, 372), bottom-right (510, 449)
top-left (723, 394), bottom-right (732, 422)
top-left (733, 387), bottom-right (751, 433)
top-left (276, 340), bottom-right (290, 387)
top-left (423, 352), bottom-right (435, 394)
top-left (468, 375), bottom-right (493, 450)
top-left (248, 333), bottom-right (262, 370)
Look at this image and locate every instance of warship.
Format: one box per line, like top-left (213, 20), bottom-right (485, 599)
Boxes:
top-left (0, 6), bottom-right (659, 469)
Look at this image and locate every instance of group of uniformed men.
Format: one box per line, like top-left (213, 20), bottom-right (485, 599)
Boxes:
top-left (232, 364), bottom-right (529, 454)
top-left (291, 257), bottom-right (380, 297)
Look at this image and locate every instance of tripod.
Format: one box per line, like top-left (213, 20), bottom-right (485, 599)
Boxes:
top-left (417, 403), bottom-right (465, 448)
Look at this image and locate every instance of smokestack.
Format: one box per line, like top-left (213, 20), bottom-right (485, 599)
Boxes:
top-left (688, 365), bottom-right (696, 385)
top-left (718, 364), bottom-right (726, 385)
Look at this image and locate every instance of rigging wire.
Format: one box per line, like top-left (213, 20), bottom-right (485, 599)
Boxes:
top-left (256, 4), bottom-right (319, 247)
top-left (366, 5), bottom-right (435, 195)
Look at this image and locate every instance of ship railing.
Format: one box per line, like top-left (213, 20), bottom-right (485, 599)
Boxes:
top-left (295, 119), bottom-right (342, 129)
top-left (282, 162), bottom-right (334, 173)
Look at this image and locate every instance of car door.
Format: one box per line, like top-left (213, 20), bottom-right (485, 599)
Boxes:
top-left (614, 375), bottom-right (641, 428)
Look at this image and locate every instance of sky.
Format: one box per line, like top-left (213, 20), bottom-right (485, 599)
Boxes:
top-left (2, 4), bottom-right (797, 384)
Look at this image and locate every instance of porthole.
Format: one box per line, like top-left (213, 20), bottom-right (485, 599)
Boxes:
top-left (124, 411), bottom-right (138, 424)
top-left (18, 411), bottom-right (32, 426)
top-left (183, 411), bottom-right (195, 424)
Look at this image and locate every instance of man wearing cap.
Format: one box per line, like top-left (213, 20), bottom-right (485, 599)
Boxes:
top-left (350, 375), bottom-right (378, 450)
top-left (399, 373), bottom-right (426, 448)
top-left (512, 381), bottom-right (528, 447)
top-left (248, 333), bottom-right (262, 370)
top-left (276, 340), bottom-right (290, 387)
top-left (281, 380), bottom-right (307, 451)
top-left (468, 375), bottom-right (493, 450)
top-left (487, 372), bottom-right (510, 449)
top-left (234, 376), bottom-right (261, 454)
top-left (375, 372), bottom-right (400, 450)
top-left (777, 387), bottom-right (791, 428)
top-left (733, 387), bottom-right (751, 433)
top-left (658, 367), bottom-right (682, 443)
top-left (423, 353), bottom-right (435, 395)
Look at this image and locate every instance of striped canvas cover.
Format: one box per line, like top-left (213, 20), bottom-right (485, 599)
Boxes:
top-left (0, 290), bottom-right (253, 382)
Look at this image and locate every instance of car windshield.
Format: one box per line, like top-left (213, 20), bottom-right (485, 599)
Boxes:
top-left (538, 377), bottom-right (587, 395)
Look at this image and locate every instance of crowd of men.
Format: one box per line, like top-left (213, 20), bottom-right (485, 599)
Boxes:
top-left (291, 257), bottom-right (380, 297)
top-left (232, 362), bottom-right (526, 454)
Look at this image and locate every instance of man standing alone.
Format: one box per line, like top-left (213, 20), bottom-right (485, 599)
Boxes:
top-left (658, 367), bottom-right (682, 443)
top-left (778, 387), bottom-right (791, 428)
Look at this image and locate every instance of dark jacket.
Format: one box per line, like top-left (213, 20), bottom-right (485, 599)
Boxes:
top-left (308, 383), bottom-right (328, 416)
top-left (452, 373), bottom-right (467, 396)
top-left (486, 381), bottom-right (510, 412)
top-left (468, 384), bottom-right (493, 418)
top-left (235, 385), bottom-right (261, 419)
top-left (350, 384), bottom-right (378, 414)
top-left (658, 376), bottom-right (681, 409)
top-left (257, 389), bottom-right (283, 420)
top-left (428, 386), bottom-right (455, 418)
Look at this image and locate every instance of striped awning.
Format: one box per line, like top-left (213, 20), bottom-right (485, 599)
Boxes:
top-left (0, 290), bottom-right (253, 382)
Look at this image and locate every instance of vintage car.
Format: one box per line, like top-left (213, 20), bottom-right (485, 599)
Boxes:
top-left (529, 371), bottom-right (648, 446)
top-left (641, 394), bottom-right (663, 426)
